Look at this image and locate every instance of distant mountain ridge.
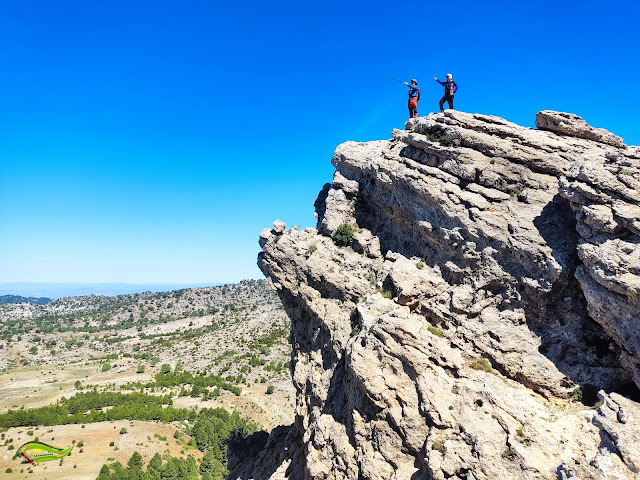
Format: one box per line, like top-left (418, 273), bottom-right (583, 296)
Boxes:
top-left (0, 282), bottom-right (223, 299)
top-left (0, 294), bottom-right (51, 305)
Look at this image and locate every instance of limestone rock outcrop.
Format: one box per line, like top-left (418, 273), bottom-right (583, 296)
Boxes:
top-left (231, 111), bottom-right (640, 480)
top-left (536, 111), bottom-right (627, 148)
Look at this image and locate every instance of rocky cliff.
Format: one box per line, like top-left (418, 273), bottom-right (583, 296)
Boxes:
top-left (230, 111), bottom-right (640, 480)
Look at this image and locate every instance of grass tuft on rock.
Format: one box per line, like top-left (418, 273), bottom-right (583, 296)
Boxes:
top-left (469, 357), bottom-right (493, 373)
top-left (427, 326), bottom-right (444, 338)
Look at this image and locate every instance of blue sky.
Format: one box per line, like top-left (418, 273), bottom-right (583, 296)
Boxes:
top-left (1, 1), bottom-right (638, 285)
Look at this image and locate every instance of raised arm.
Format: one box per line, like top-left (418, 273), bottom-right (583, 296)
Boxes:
top-left (434, 77), bottom-right (444, 85)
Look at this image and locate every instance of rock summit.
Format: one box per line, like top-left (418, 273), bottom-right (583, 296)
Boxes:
top-left (234, 111), bottom-right (640, 480)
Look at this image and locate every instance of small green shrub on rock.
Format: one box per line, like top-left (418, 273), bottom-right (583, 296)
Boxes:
top-left (335, 223), bottom-right (354, 247)
top-left (502, 447), bottom-right (517, 460)
top-left (432, 440), bottom-right (446, 454)
top-left (572, 384), bottom-right (599, 406)
top-left (421, 124), bottom-right (461, 147)
top-left (373, 287), bottom-right (393, 299)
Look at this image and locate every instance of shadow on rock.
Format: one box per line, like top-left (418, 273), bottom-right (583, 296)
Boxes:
top-left (227, 425), bottom-right (305, 480)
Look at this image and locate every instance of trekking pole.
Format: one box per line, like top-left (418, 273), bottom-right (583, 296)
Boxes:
top-left (385, 76), bottom-right (407, 84)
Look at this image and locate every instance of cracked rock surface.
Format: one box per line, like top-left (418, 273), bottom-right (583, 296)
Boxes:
top-left (230, 111), bottom-right (640, 480)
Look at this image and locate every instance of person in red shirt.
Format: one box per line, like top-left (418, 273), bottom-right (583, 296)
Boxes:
top-left (403, 79), bottom-right (420, 119)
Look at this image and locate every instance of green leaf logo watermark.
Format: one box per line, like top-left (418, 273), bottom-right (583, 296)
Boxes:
top-left (13, 440), bottom-right (75, 466)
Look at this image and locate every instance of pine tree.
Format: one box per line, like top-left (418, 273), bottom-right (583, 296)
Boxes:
top-left (160, 458), bottom-right (179, 480)
top-left (147, 453), bottom-right (163, 480)
top-left (178, 456), bottom-right (199, 480)
top-left (127, 451), bottom-right (144, 470)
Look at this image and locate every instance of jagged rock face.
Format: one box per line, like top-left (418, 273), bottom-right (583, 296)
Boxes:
top-left (556, 141), bottom-right (640, 389)
top-left (232, 111), bottom-right (640, 480)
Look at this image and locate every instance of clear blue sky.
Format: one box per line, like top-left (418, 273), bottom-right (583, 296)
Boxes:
top-left (1, 0), bottom-right (638, 285)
